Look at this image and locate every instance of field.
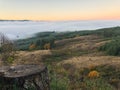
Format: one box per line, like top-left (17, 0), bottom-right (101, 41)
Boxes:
top-left (0, 27), bottom-right (120, 90)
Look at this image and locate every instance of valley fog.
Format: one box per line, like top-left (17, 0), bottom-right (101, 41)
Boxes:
top-left (0, 20), bottom-right (120, 39)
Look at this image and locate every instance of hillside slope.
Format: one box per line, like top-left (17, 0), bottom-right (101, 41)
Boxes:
top-left (12, 34), bottom-right (120, 90)
top-left (14, 34), bottom-right (119, 68)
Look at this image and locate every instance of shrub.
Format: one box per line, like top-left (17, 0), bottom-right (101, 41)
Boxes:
top-left (99, 39), bottom-right (120, 56)
top-left (0, 33), bottom-right (15, 65)
top-left (50, 73), bottom-right (68, 90)
top-left (7, 56), bottom-right (14, 64)
top-left (44, 43), bottom-right (51, 50)
top-left (88, 70), bottom-right (99, 78)
top-left (29, 43), bottom-right (36, 50)
top-left (84, 78), bottom-right (114, 90)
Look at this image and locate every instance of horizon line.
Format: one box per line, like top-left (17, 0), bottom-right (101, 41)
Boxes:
top-left (0, 19), bottom-right (120, 22)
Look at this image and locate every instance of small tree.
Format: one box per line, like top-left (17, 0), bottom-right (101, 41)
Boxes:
top-left (0, 33), bottom-right (15, 65)
top-left (29, 43), bottom-right (36, 50)
top-left (44, 43), bottom-right (51, 50)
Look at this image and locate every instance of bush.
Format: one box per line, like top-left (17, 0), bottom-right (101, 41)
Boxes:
top-left (0, 33), bottom-right (15, 65)
top-left (50, 73), bottom-right (68, 90)
top-left (84, 78), bottom-right (114, 90)
top-left (7, 56), bottom-right (14, 64)
top-left (88, 70), bottom-right (99, 78)
top-left (99, 39), bottom-right (120, 56)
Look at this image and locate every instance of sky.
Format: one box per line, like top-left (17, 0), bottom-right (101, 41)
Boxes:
top-left (0, 0), bottom-right (120, 21)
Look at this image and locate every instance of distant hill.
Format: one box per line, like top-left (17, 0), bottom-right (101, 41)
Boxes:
top-left (0, 20), bottom-right (30, 22)
top-left (15, 26), bottom-right (120, 51)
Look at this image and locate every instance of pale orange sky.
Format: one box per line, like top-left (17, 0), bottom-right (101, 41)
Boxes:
top-left (0, 0), bottom-right (120, 21)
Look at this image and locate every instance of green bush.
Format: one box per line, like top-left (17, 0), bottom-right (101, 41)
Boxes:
top-left (99, 39), bottom-right (120, 56)
top-left (7, 56), bottom-right (14, 64)
top-left (84, 78), bottom-right (114, 90)
top-left (50, 73), bottom-right (68, 90)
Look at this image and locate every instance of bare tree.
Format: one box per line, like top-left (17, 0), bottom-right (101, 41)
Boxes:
top-left (0, 33), bottom-right (15, 65)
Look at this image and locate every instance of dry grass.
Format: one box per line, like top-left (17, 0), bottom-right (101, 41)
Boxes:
top-left (58, 56), bottom-right (120, 69)
top-left (0, 35), bottom-right (118, 69)
top-left (55, 35), bottom-right (100, 49)
top-left (13, 50), bottom-right (51, 65)
top-left (12, 35), bottom-right (116, 68)
top-left (55, 35), bottom-right (109, 51)
top-left (54, 35), bottom-right (119, 70)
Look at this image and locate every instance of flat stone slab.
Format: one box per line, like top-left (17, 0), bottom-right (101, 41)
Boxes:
top-left (0, 64), bottom-right (46, 78)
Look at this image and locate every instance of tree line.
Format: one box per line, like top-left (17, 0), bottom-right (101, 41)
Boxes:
top-left (29, 38), bottom-right (55, 50)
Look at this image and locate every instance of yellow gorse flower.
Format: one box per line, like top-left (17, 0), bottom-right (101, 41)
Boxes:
top-left (88, 70), bottom-right (99, 78)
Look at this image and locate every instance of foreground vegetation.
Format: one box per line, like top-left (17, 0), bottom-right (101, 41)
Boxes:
top-left (49, 64), bottom-right (120, 90)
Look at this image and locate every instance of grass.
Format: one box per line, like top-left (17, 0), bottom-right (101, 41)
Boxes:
top-left (47, 63), bottom-right (120, 90)
top-left (50, 74), bottom-right (68, 90)
top-left (42, 49), bottom-right (90, 65)
top-left (41, 34), bottom-right (120, 90)
top-left (84, 78), bottom-right (114, 90)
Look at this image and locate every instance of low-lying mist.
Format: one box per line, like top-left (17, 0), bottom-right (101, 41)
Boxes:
top-left (0, 20), bottom-right (120, 39)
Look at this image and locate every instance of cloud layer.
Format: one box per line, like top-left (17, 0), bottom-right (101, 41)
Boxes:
top-left (0, 20), bottom-right (120, 39)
